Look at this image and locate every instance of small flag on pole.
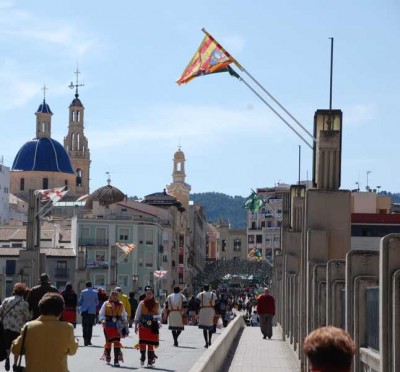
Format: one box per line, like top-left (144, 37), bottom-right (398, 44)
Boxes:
top-left (176, 28), bottom-right (243, 85)
top-left (35, 186), bottom-right (68, 204)
top-left (115, 242), bottom-right (136, 255)
top-left (243, 192), bottom-right (265, 213)
top-left (154, 270), bottom-right (167, 278)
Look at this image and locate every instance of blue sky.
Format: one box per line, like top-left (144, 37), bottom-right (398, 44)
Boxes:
top-left (1, 0), bottom-right (399, 198)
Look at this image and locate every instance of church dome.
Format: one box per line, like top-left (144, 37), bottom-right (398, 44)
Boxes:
top-left (12, 137), bottom-right (74, 173)
top-left (85, 184), bottom-right (126, 210)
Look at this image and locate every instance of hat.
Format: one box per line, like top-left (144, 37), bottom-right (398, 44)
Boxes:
top-left (114, 287), bottom-right (122, 292)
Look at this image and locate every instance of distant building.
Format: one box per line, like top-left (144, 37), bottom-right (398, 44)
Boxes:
top-left (0, 162), bottom-right (10, 224)
top-left (351, 190), bottom-right (400, 250)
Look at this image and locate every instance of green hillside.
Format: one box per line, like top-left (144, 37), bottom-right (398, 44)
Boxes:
top-left (190, 192), bottom-right (247, 229)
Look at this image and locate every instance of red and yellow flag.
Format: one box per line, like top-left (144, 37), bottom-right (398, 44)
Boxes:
top-left (176, 29), bottom-right (242, 85)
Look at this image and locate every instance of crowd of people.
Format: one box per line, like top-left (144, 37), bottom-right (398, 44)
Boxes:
top-left (0, 273), bottom-right (356, 371)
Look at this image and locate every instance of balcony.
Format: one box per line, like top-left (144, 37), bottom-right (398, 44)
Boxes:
top-left (54, 268), bottom-right (70, 278)
top-left (79, 238), bottom-right (109, 247)
top-left (86, 261), bottom-right (109, 269)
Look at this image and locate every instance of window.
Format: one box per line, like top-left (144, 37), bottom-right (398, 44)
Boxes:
top-left (6, 260), bottom-right (16, 276)
top-left (179, 254), bottom-right (184, 264)
top-left (179, 235), bottom-right (184, 247)
top-left (248, 235), bottom-right (254, 244)
top-left (94, 274), bottom-right (105, 287)
top-left (145, 252), bottom-right (153, 267)
top-left (251, 222), bottom-right (256, 229)
top-left (221, 239), bottom-right (227, 252)
top-left (42, 178), bottom-right (48, 189)
top-left (233, 239), bottom-right (241, 252)
top-left (96, 228), bottom-right (107, 241)
top-left (20, 178), bottom-right (25, 191)
top-left (95, 251), bottom-right (106, 262)
top-left (119, 228), bottom-right (129, 241)
top-left (117, 275), bottom-right (129, 287)
top-left (64, 180), bottom-right (68, 189)
top-left (256, 235), bottom-right (262, 244)
top-left (163, 254), bottom-right (168, 263)
top-left (145, 230), bottom-right (154, 245)
top-left (81, 227), bottom-right (90, 238)
top-left (76, 169), bottom-right (82, 187)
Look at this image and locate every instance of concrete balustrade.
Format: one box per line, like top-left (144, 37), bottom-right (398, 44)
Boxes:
top-left (188, 314), bottom-right (246, 372)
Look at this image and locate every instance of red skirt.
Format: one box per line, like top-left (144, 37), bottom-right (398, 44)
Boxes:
top-left (62, 308), bottom-right (77, 324)
top-left (139, 326), bottom-right (159, 346)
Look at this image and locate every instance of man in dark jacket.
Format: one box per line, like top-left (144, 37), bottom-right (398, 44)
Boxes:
top-left (256, 287), bottom-right (275, 339)
top-left (26, 273), bottom-right (58, 319)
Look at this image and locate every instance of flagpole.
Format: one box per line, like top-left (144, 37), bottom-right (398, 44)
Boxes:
top-left (241, 68), bottom-right (316, 143)
top-left (202, 28), bottom-right (316, 144)
top-left (236, 72), bottom-right (313, 149)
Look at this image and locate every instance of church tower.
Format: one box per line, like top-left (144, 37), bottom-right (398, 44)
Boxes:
top-left (64, 69), bottom-right (91, 195)
top-left (166, 147), bottom-right (191, 207)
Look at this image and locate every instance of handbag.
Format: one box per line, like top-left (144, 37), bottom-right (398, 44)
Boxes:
top-left (14, 324), bottom-right (28, 372)
top-left (213, 314), bottom-right (220, 325)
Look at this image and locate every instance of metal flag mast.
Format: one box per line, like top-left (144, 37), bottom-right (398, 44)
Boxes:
top-left (201, 28), bottom-right (317, 149)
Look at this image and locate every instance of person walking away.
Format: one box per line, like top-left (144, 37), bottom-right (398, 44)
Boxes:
top-left (196, 284), bottom-right (217, 348)
top-left (96, 288), bottom-right (108, 323)
top-left (303, 326), bottom-right (356, 372)
top-left (128, 292), bottom-right (138, 328)
top-left (26, 273), bottom-right (58, 320)
top-left (11, 292), bottom-right (78, 372)
top-left (165, 286), bottom-right (187, 347)
top-left (134, 286), bottom-right (161, 367)
top-left (60, 282), bottom-right (77, 328)
top-left (78, 281), bottom-right (98, 346)
top-left (251, 310), bottom-right (260, 327)
top-left (99, 290), bottom-right (128, 367)
top-left (0, 283), bottom-right (31, 371)
top-left (256, 287), bottom-right (275, 339)
top-left (114, 287), bottom-right (131, 325)
top-left (187, 295), bottom-right (200, 325)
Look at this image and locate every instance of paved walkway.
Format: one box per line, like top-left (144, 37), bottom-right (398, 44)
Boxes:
top-left (228, 326), bottom-right (300, 372)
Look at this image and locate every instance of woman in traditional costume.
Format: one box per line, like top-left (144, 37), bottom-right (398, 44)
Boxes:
top-left (99, 290), bottom-right (128, 367)
top-left (196, 284), bottom-right (217, 348)
top-left (134, 286), bottom-right (161, 367)
top-left (165, 286), bottom-right (187, 346)
top-left (60, 282), bottom-right (77, 328)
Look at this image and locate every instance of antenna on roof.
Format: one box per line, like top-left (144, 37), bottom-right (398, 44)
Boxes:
top-left (329, 37), bottom-right (334, 110)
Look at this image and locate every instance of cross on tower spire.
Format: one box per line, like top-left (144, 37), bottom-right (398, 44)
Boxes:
top-left (41, 84), bottom-right (48, 102)
top-left (68, 66), bottom-right (85, 98)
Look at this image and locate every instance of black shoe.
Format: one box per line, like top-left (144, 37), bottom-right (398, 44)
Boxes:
top-left (204, 343), bottom-right (208, 348)
top-left (268, 336), bottom-right (272, 339)
top-left (5, 357), bottom-right (10, 371)
top-left (174, 340), bottom-right (178, 347)
top-left (263, 335), bottom-right (266, 339)
top-left (114, 361), bottom-right (120, 367)
top-left (208, 341), bottom-right (212, 346)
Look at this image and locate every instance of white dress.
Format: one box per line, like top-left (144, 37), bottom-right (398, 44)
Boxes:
top-left (196, 291), bottom-right (217, 330)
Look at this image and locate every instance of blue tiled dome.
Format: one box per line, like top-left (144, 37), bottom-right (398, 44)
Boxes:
top-left (12, 137), bottom-right (74, 173)
top-left (36, 101), bottom-right (53, 114)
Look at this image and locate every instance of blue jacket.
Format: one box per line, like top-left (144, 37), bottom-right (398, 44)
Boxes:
top-left (78, 287), bottom-right (99, 314)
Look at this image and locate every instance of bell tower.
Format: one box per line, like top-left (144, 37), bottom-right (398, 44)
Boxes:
top-left (167, 147), bottom-right (191, 207)
top-left (64, 68), bottom-right (91, 195)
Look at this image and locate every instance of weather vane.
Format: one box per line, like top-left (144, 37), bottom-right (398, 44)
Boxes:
top-left (106, 171), bottom-right (111, 185)
top-left (68, 66), bottom-right (85, 97)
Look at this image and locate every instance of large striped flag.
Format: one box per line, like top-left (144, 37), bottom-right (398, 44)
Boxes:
top-left (115, 242), bottom-right (136, 255)
top-left (176, 28), bottom-right (243, 85)
top-left (35, 186), bottom-right (68, 204)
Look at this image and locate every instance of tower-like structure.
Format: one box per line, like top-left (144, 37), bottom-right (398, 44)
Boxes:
top-left (64, 69), bottom-right (91, 195)
top-left (166, 147), bottom-right (191, 207)
top-left (167, 147), bottom-right (191, 286)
